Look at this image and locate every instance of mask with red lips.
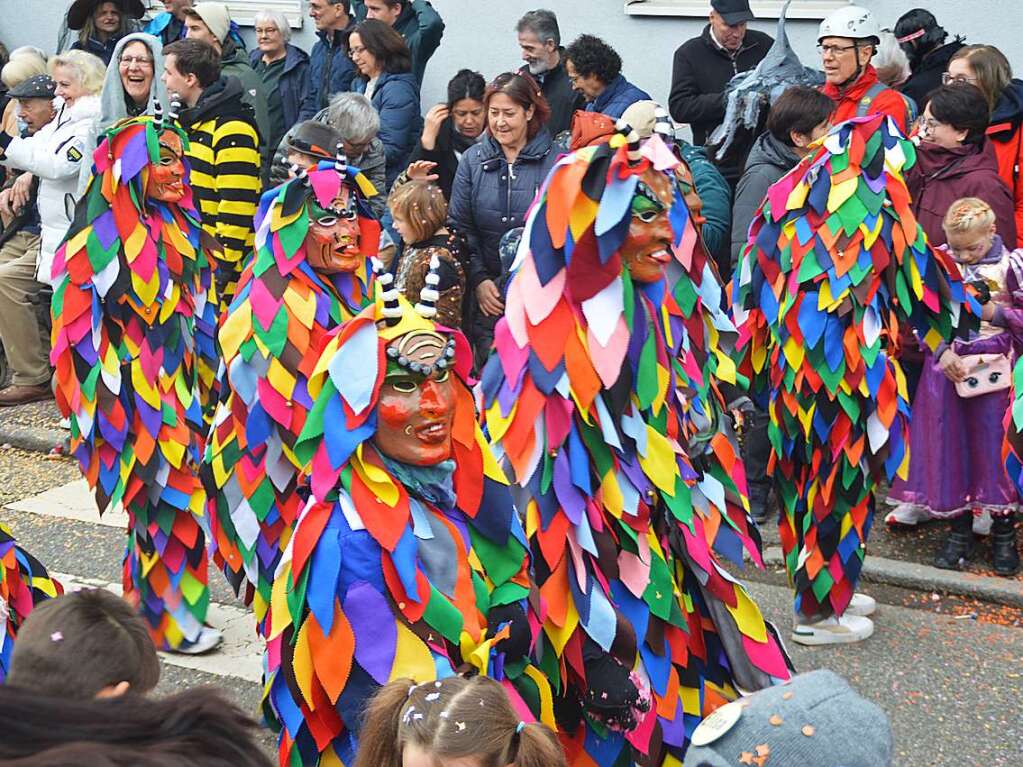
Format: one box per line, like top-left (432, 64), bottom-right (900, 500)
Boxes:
top-left (620, 168), bottom-right (676, 283)
top-left (304, 187), bottom-right (363, 274)
top-left (145, 130), bottom-right (186, 203)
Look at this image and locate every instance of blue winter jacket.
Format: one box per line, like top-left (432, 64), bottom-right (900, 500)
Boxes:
top-left (448, 131), bottom-right (556, 289)
top-left (249, 44), bottom-right (309, 137)
top-left (586, 75), bottom-right (651, 120)
top-left (353, 72), bottom-right (422, 189)
top-left (299, 26), bottom-right (356, 121)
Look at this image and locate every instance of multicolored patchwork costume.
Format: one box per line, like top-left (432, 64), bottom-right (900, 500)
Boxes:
top-left (481, 123), bottom-right (791, 765)
top-left (51, 113), bottom-right (219, 651)
top-left (263, 259), bottom-right (545, 765)
top-left (202, 160), bottom-right (379, 635)
top-left (732, 115), bottom-right (978, 621)
top-left (0, 523), bottom-right (62, 681)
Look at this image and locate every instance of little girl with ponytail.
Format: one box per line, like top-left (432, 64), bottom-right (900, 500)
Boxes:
top-left (355, 675), bottom-right (567, 767)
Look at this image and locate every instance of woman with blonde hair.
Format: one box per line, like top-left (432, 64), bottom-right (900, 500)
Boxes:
top-left (0, 49), bottom-right (103, 288)
top-left (355, 676), bottom-right (567, 767)
top-left (0, 50), bottom-right (49, 135)
top-left (948, 44), bottom-right (1023, 246)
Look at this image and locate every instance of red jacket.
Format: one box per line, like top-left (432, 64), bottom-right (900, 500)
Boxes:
top-left (987, 79), bottom-right (1023, 247)
top-left (823, 65), bottom-right (910, 134)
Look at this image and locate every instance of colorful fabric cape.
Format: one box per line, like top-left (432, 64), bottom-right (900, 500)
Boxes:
top-left (51, 115), bottom-right (219, 650)
top-left (732, 115), bottom-right (978, 621)
top-left (481, 131), bottom-right (790, 766)
top-left (0, 523), bottom-right (62, 682)
top-left (263, 291), bottom-right (545, 766)
top-left (202, 164), bottom-right (379, 633)
top-left (1004, 356), bottom-right (1023, 494)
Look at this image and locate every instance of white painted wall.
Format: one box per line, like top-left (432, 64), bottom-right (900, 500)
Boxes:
top-left (6, 1), bottom-right (1023, 115)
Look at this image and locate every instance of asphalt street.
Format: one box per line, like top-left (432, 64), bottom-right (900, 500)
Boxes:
top-left (2, 445), bottom-right (1021, 766)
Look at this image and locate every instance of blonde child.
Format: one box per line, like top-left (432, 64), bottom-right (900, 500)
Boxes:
top-left (887, 197), bottom-right (1021, 575)
top-left (388, 174), bottom-right (467, 328)
top-left (354, 675), bottom-right (567, 767)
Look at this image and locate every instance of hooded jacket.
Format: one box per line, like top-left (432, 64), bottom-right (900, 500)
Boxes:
top-left (901, 39), bottom-right (965, 108)
top-left (143, 11), bottom-right (186, 46)
top-left (249, 43), bottom-right (309, 148)
top-left (730, 130), bottom-right (801, 268)
top-left (219, 42), bottom-right (269, 154)
top-left (0, 94), bottom-right (101, 284)
top-left (448, 130), bottom-right (555, 289)
top-left (907, 139), bottom-right (1017, 248)
top-left (99, 33), bottom-right (168, 130)
top-left (352, 71), bottom-right (422, 189)
top-left (300, 25), bottom-right (356, 121)
top-left (586, 75), bottom-right (651, 120)
top-left (988, 79), bottom-right (1023, 247)
top-left (178, 77), bottom-right (261, 296)
top-left (823, 65), bottom-right (911, 133)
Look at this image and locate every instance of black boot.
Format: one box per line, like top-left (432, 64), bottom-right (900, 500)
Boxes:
top-left (933, 513), bottom-right (975, 570)
top-left (991, 515), bottom-right (1021, 577)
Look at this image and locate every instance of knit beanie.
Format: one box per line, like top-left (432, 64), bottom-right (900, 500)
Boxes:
top-left (682, 670), bottom-right (893, 767)
top-left (186, 2), bottom-right (231, 44)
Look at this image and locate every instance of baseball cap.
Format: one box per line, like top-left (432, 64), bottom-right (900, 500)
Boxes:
top-left (711, 0), bottom-right (755, 26)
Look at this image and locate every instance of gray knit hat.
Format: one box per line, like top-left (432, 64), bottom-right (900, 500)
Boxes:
top-left (683, 670), bottom-right (892, 767)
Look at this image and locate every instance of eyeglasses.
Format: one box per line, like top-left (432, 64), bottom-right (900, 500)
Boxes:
top-left (817, 43), bottom-right (858, 56)
top-left (254, 27), bottom-right (281, 36)
top-left (942, 73), bottom-right (978, 85)
top-left (914, 116), bottom-right (944, 134)
top-left (119, 55), bottom-right (154, 67)
top-left (349, 45), bottom-right (367, 57)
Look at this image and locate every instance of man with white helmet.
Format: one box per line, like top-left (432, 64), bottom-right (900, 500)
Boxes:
top-left (818, 5), bottom-right (910, 131)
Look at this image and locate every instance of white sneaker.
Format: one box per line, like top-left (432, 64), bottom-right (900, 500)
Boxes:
top-left (972, 509), bottom-right (993, 536)
top-left (791, 614), bottom-right (874, 646)
top-left (845, 592), bottom-right (876, 617)
top-left (885, 503), bottom-right (930, 527)
top-left (171, 626), bottom-right (223, 655)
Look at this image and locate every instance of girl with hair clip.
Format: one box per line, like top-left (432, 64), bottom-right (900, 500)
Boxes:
top-left (889, 198), bottom-right (1021, 576)
top-left (355, 676), bottom-right (567, 767)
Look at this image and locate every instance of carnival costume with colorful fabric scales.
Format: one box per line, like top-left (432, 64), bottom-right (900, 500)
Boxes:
top-left (50, 108), bottom-right (219, 652)
top-left (202, 155), bottom-right (379, 636)
top-left (262, 262), bottom-right (544, 766)
top-left (731, 115), bottom-right (979, 622)
top-left (0, 523), bottom-right (63, 682)
top-left (480, 116), bottom-right (791, 765)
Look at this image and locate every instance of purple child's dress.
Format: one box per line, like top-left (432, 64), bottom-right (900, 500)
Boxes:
top-left (887, 237), bottom-right (1023, 520)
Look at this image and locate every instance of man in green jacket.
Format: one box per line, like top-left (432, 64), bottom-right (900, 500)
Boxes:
top-left (183, 2), bottom-right (271, 161)
top-left (355, 0), bottom-right (444, 85)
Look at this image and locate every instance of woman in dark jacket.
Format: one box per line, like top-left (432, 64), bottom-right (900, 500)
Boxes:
top-left (406, 68), bottom-right (486, 200)
top-left (908, 83), bottom-right (1016, 248)
top-left (66, 0), bottom-right (144, 65)
top-left (449, 71), bottom-right (555, 366)
top-left (250, 10), bottom-right (309, 159)
top-left (349, 19), bottom-right (422, 189)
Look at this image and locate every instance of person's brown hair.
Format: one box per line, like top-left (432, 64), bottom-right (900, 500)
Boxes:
top-left (483, 72), bottom-right (551, 141)
top-left (766, 85), bottom-right (835, 147)
top-left (388, 179), bottom-right (447, 243)
top-left (8, 588), bottom-right (160, 699)
top-left (354, 676), bottom-right (567, 767)
top-left (164, 38), bottom-right (220, 88)
top-left (351, 18), bottom-right (410, 75)
top-left (951, 44), bottom-right (1013, 114)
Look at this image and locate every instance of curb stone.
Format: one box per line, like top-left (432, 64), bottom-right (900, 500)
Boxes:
top-left (0, 423), bottom-right (65, 454)
top-left (763, 546), bottom-right (1023, 609)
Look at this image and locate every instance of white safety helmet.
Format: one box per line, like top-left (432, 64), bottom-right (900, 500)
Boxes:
top-left (818, 5), bottom-right (881, 43)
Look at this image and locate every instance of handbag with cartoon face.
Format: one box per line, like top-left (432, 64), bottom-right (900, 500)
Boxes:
top-left (954, 354), bottom-right (1012, 398)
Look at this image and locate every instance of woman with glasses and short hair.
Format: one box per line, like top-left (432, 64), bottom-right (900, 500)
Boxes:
top-left (947, 45), bottom-right (1023, 247)
top-left (250, 10), bottom-right (309, 165)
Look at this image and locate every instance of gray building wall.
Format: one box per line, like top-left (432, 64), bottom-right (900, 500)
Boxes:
top-left (5, 1), bottom-right (1023, 117)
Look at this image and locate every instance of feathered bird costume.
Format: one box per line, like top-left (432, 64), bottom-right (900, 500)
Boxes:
top-left (263, 265), bottom-right (545, 766)
top-left (481, 121), bottom-right (791, 766)
top-left (202, 159), bottom-right (379, 634)
top-left (732, 115), bottom-right (978, 622)
top-left (50, 112), bottom-right (219, 651)
top-left (0, 523), bottom-right (62, 681)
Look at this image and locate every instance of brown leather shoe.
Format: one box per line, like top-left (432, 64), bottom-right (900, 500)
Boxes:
top-left (0, 383), bottom-right (52, 407)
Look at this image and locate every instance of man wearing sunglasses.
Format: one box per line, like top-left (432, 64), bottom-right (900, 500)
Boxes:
top-left (818, 5), bottom-right (911, 132)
